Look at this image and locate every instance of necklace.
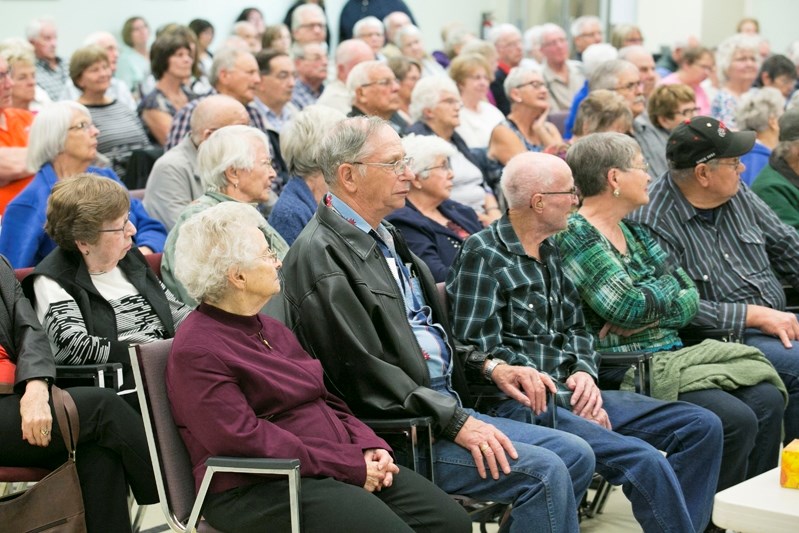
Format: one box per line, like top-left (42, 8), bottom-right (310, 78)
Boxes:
top-left (88, 270), bottom-right (107, 275)
top-left (257, 331), bottom-right (273, 350)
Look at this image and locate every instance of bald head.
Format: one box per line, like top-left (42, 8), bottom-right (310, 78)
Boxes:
top-left (190, 94), bottom-right (250, 144)
top-left (335, 39), bottom-right (375, 82)
top-left (502, 152), bottom-right (569, 207)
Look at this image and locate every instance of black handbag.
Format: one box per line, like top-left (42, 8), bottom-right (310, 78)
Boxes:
top-left (0, 386), bottom-right (87, 532)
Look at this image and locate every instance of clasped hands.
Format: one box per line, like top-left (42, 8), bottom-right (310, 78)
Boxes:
top-left (363, 448), bottom-right (399, 493)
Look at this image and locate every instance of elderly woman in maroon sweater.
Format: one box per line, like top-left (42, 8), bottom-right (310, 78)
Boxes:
top-left (166, 202), bottom-right (468, 533)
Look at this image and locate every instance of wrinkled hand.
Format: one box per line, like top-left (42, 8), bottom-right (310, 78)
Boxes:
top-left (583, 407), bottom-right (612, 430)
top-left (532, 106), bottom-right (550, 133)
top-left (454, 416), bottom-right (517, 480)
top-left (566, 371), bottom-right (603, 420)
top-left (598, 320), bottom-right (659, 339)
top-left (20, 380), bottom-right (52, 447)
top-left (490, 364), bottom-right (556, 415)
top-left (363, 448), bottom-right (399, 492)
top-left (747, 305), bottom-right (799, 348)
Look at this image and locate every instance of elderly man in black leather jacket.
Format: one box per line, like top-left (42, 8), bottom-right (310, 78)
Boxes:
top-left (273, 116), bottom-right (596, 533)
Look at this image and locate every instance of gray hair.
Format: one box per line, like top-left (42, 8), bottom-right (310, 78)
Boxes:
top-left (565, 132), bottom-right (641, 197)
top-left (25, 18), bottom-right (55, 41)
top-left (500, 152), bottom-right (560, 208)
top-left (281, 104), bottom-right (346, 177)
top-left (291, 40), bottom-right (328, 59)
top-left (504, 64), bottom-right (544, 98)
top-left (209, 47), bottom-right (248, 87)
top-left (346, 59), bottom-right (384, 93)
top-left (394, 24), bottom-right (421, 48)
top-left (736, 87), bottom-right (785, 132)
top-left (571, 16), bottom-right (602, 40)
top-left (444, 26), bottom-right (474, 57)
top-left (487, 23), bottom-right (521, 46)
top-left (589, 59), bottom-right (637, 90)
top-left (716, 33), bottom-right (761, 83)
top-left (82, 31), bottom-right (115, 47)
top-left (537, 23), bottom-right (567, 47)
top-left (409, 75), bottom-right (459, 122)
top-left (0, 38), bottom-right (36, 66)
top-left (291, 4), bottom-right (325, 32)
top-left (318, 116), bottom-right (388, 187)
top-left (581, 43), bottom-right (618, 76)
top-left (353, 16), bottom-right (383, 38)
top-left (174, 202), bottom-right (266, 303)
top-left (27, 101), bottom-right (90, 171)
top-left (382, 12), bottom-right (411, 40)
top-left (197, 125), bottom-right (271, 192)
top-left (401, 133), bottom-right (457, 178)
top-left (787, 40), bottom-right (799, 66)
top-left (618, 45), bottom-right (649, 62)
top-left (523, 26), bottom-right (543, 55)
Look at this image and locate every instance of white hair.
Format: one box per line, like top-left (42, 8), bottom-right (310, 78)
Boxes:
top-left (25, 18), bottom-right (55, 42)
top-left (353, 16), bottom-right (383, 38)
top-left (581, 43), bottom-right (618, 76)
top-left (504, 65), bottom-right (544, 98)
top-left (209, 47), bottom-right (249, 87)
top-left (346, 60), bottom-right (384, 93)
top-left (537, 23), bottom-right (566, 46)
top-left (0, 38), bottom-right (36, 65)
top-left (401, 134), bottom-right (457, 177)
top-left (716, 33), bottom-right (761, 83)
top-left (736, 87), bottom-right (785, 132)
top-left (27, 101), bottom-right (90, 171)
top-left (409, 75), bottom-right (459, 122)
top-left (82, 31), bottom-right (115, 47)
top-left (487, 23), bottom-right (521, 46)
top-left (291, 4), bottom-right (325, 32)
top-left (523, 26), bottom-right (543, 55)
top-left (570, 16), bottom-right (601, 39)
top-left (500, 152), bottom-right (559, 208)
top-left (174, 202), bottom-right (266, 303)
top-left (281, 104), bottom-right (346, 177)
top-left (197, 125), bottom-right (271, 192)
top-left (394, 24), bottom-right (421, 48)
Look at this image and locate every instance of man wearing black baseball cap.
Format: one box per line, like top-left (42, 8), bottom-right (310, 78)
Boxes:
top-left (629, 115), bottom-right (799, 448)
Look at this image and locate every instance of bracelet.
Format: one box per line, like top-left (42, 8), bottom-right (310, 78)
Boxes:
top-left (483, 358), bottom-right (507, 381)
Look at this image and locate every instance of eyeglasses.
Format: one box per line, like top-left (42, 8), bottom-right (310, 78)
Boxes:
top-left (613, 80), bottom-right (643, 92)
top-left (257, 248), bottom-right (279, 263)
top-left (360, 78), bottom-right (397, 88)
top-left (298, 22), bottom-right (325, 30)
top-left (517, 80), bottom-right (546, 90)
top-left (423, 159), bottom-right (452, 172)
top-left (97, 214), bottom-right (131, 233)
top-left (271, 71), bottom-right (297, 80)
top-left (541, 37), bottom-right (567, 48)
top-left (674, 107), bottom-right (700, 118)
top-left (68, 121), bottom-right (95, 132)
top-left (711, 158), bottom-right (741, 168)
top-left (351, 157), bottom-right (414, 176)
top-left (577, 30), bottom-right (603, 39)
top-left (536, 186), bottom-right (579, 198)
top-left (438, 97), bottom-right (462, 107)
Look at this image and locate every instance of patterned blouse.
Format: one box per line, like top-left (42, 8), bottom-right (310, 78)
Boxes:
top-left (554, 213), bottom-right (699, 353)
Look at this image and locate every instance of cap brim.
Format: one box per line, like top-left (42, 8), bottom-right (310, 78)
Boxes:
top-left (719, 130), bottom-right (756, 159)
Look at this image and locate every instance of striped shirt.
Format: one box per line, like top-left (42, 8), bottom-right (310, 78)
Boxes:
top-left (35, 57), bottom-right (68, 102)
top-left (446, 214), bottom-right (600, 406)
top-left (554, 213), bottom-right (697, 353)
top-left (86, 100), bottom-right (151, 177)
top-left (627, 173), bottom-right (799, 337)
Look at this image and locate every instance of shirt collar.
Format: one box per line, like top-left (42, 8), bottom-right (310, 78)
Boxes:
top-left (494, 213), bottom-right (528, 257)
top-left (664, 172), bottom-right (707, 223)
top-left (327, 193), bottom-right (375, 235)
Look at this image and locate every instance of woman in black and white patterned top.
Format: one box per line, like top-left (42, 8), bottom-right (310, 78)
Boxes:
top-left (23, 174), bottom-right (189, 408)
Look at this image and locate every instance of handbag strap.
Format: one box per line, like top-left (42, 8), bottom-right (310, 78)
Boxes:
top-left (51, 386), bottom-right (80, 458)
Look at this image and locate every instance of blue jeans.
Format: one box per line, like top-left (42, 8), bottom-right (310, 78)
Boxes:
top-left (744, 327), bottom-right (799, 443)
top-left (431, 408), bottom-right (595, 533)
top-left (492, 391), bottom-right (722, 533)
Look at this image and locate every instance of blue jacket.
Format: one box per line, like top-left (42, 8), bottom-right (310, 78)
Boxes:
top-left (268, 177), bottom-right (317, 246)
top-left (0, 164), bottom-right (167, 268)
top-left (386, 199), bottom-right (482, 282)
top-left (740, 141), bottom-right (771, 186)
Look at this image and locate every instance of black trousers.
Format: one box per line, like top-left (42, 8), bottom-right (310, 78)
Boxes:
top-left (203, 465), bottom-right (471, 533)
top-left (0, 386), bottom-right (159, 533)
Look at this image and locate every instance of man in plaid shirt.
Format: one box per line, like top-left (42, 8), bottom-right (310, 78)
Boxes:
top-left (447, 151), bottom-right (723, 533)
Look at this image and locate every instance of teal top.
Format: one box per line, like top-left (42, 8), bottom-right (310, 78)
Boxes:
top-left (554, 213), bottom-right (698, 353)
top-left (751, 162), bottom-right (799, 232)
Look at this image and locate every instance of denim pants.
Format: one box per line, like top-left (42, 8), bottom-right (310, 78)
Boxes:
top-left (492, 391), bottom-right (722, 533)
top-left (745, 327), bottom-right (799, 443)
top-left (430, 408), bottom-right (595, 533)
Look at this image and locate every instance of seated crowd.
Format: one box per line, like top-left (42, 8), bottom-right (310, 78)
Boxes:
top-left (2, 4), bottom-right (799, 532)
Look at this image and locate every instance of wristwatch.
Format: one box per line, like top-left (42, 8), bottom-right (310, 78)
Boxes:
top-left (483, 358), bottom-right (507, 382)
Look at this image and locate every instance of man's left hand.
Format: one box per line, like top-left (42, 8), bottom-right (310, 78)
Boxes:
top-left (566, 371), bottom-right (603, 419)
top-left (491, 364), bottom-right (556, 415)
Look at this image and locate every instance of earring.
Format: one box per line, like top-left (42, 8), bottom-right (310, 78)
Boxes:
top-left (613, 188), bottom-right (621, 197)
top-left (233, 182), bottom-right (239, 189)
top-left (84, 250), bottom-right (89, 256)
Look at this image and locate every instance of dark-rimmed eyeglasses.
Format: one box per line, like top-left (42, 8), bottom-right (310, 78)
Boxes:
top-left (97, 214), bottom-right (131, 233)
top-left (517, 80), bottom-right (546, 90)
top-left (351, 157), bottom-right (414, 176)
top-left (536, 186), bottom-right (579, 198)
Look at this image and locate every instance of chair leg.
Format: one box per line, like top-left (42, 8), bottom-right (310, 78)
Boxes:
top-left (129, 489), bottom-right (147, 533)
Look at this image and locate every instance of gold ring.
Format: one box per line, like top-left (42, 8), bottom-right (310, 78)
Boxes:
top-left (479, 443), bottom-right (490, 453)
top-left (40, 428), bottom-right (50, 436)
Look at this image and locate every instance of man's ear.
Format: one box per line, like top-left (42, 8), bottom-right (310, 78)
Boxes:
top-left (694, 163), bottom-right (712, 187)
top-left (338, 162), bottom-right (358, 193)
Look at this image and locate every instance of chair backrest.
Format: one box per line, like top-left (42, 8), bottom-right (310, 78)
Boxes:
top-left (131, 340), bottom-right (197, 532)
top-left (549, 110), bottom-right (569, 136)
top-left (144, 253), bottom-right (163, 280)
